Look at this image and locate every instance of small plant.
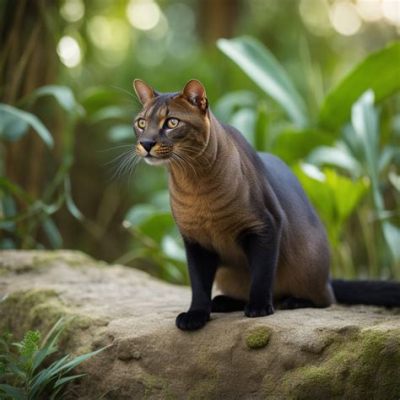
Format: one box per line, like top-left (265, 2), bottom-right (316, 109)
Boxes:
top-left (0, 85), bottom-right (84, 250)
top-left (0, 318), bottom-right (105, 400)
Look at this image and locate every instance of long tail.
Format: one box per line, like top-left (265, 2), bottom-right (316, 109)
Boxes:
top-left (332, 279), bottom-right (400, 307)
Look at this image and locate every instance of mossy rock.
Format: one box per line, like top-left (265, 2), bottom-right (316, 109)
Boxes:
top-left (245, 326), bottom-right (271, 349)
top-left (278, 329), bottom-right (400, 400)
top-left (1, 250), bottom-right (400, 399)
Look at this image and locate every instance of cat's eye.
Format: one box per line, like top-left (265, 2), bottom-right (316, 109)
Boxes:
top-left (165, 118), bottom-right (179, 129)
top-left (136, 118), bottom-right (146, 130)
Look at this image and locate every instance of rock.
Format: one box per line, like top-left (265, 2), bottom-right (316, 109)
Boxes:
top-left (1, 250), bottom-right (400, 400)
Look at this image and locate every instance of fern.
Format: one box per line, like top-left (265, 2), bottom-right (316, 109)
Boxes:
top-left (0, 318), bottom-right (106, 400)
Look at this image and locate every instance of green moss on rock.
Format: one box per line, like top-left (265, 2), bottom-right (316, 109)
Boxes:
top-left (246, 326), bottom-right (271, 349)
top-left (0, 250), bottom-right (96, 276)
top-left (0, 289), bottom-right (95, 345)
top-left (0, 289), bottom-right (62, 331)
top-left (279, 329), bottom-right (400, 400)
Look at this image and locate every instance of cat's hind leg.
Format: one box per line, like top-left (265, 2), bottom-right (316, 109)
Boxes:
top-left (211, 295), bottom-right (246, 312)
top-left (278, 296), bottom-right (320, 310)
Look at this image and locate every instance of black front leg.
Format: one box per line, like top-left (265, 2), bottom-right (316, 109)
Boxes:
top-left (240, 211), bottom-right (281, 318)
top-left (176, 238), bottom-right (219, 331)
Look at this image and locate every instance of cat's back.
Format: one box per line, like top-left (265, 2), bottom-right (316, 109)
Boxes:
top-left (257, 152), bottom-right (321, 228)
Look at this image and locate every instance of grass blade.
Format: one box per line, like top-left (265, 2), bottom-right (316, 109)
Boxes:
top-left (0, 384), bottom-right (27, 400)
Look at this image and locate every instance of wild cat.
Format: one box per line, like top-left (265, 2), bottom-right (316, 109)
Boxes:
top-left (132, 79), bottom-right (400, 330)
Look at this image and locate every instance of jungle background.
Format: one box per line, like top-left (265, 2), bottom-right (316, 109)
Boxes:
top-left (1, 0), bottom-right (400, 285)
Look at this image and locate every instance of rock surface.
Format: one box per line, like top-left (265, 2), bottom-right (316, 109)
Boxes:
top-left (1, 250), bottom-right (400, 399)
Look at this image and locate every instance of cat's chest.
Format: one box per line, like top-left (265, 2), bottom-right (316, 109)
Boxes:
top-left (169, 186), bottom-right (260, 264)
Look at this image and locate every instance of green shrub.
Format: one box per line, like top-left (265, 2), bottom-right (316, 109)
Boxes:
top-left (0, 318), bottom-right (106, 400)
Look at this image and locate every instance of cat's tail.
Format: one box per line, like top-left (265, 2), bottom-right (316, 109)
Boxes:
top-left (331, 279), bottom-right (400, 307)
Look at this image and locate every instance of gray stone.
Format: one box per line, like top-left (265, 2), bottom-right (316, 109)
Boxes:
top-left (1, 250), bottom-right (400, 399)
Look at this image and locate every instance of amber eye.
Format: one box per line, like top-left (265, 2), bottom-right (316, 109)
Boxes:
top-left (166, 118), bottom-right (179, 129)
top-left (136, 118), bottom-right (146, 130)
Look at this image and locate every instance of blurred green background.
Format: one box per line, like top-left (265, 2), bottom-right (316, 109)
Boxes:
top-left (1, 0), bottom-right (399, 284)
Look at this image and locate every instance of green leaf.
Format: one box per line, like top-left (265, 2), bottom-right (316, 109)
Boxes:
top-left (30, 355), bottom-right (70, 396)
top-left (388, 171), bottom-right (400, 192)
top-left (80, 86), bottom-right (132, 116)
top-left (0, 384), bottom-right (27, 400)
top-left (41, 317), bottom-right (65, 350)
top-left (41, 218), bottom-right (63, 249)
top-left (32, 347), bottom-right (57, 373)
top-left (108, 124), bottom-right (134, 142)
top-left (213, 90), bottom-right (257, 123)
top-left (125, 203), bottom-right (176, 243)
top-left (271, 129), bottom-right (333, 164)
top-left (382, 222), bottom-right (400, 262)
top-left (54, 373), bottom-right (86, 388)
top-left (307, 145), bottom-right (362, 177)
top-left (294, 164), bottom-right (368, 245)
top-left (31, 85), bottom-right (84, 117)
top-left (7, 363), bottom-right (27, 380)
top-left (230, 108), bottom-right (257, 145)
top-left (351, 91), bottom-right (383, 210)
top-left (254, 103), bottom-right (270, 151)
top-left (319, 42), bottom-right (400, 131)
top-left (0, 109), bottom-right (29, 141)
top-left (90, 106), bottom-right (130, 123)
top-left (0, 195), bottom-right (17, 231)
top-left (18, 330), bottom-right (40, 357)
top-left (0, 104), bottom-right (53, 148)
top-left (64, 177), bottom-right (83, 220)
top-left (217, 36), bottom-right (308, 127)
top-left (38, 347), bottom-right (105, 380)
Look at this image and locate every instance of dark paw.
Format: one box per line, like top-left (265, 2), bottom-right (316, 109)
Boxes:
top-left (175, 310), bottom-right (210, 331)
top-left (244, 303), bottom-right (274, 318)
top-left (211, 295), bottom-right (246, 312)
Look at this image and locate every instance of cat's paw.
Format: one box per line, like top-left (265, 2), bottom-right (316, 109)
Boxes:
top-left (175, 310), bottom-right (210, 330)
top-left (244, 303), bottom-right (274, 318)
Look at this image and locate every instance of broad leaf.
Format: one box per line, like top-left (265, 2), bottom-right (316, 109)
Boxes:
top-left (213, 90), bottom-right (257, 123)
top-left (230, 107), bottom-right (256, 145)
top-left (31, 85), bottom-right (84, 116)
top-left (319, 42), bottom-right (400, 130)
top-left (271, 129), bottom-right (333, 164)
top-left (125, 203), bottom-right (175, 243)
top-left (218, 36), bottom-right (308, 127)
top-left (0, 104), bottom-right (53, 148)
top-left (0, 110), bottom-right (29, 141)
top-left (307, 145), bottom-right (362, 177)
top-left (294, 164), bottom-right (368, 245)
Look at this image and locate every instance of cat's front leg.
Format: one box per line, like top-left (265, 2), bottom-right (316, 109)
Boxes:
top-left (176, 238), bottom-right (219, 330)
top-left (240, 212), bottom-right (282, 317)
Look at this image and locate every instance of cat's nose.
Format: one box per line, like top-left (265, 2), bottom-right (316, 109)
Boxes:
top-left (140, 140), bottom-right (156, 152)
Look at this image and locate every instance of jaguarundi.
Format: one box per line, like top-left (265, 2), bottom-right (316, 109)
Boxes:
top-left (132, 79), bottom-right (400, 331)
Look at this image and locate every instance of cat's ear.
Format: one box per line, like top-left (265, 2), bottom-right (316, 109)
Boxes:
top-left (182, 79), bottom-right (208, 112)
top-left (133, 79), bottom-right (157, 104)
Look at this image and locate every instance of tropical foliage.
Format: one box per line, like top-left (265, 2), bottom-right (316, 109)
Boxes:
top-left (0, 318), bottom-right (105, 399)
top-left (1, 0), bottom-right (399, 282)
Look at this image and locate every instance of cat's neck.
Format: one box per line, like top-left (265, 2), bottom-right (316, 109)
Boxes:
top-left (167, 113), bottom-right (235, 187)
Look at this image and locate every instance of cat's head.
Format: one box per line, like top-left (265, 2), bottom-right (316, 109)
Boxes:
top-left (133, 79), bottom-right (209, 166)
